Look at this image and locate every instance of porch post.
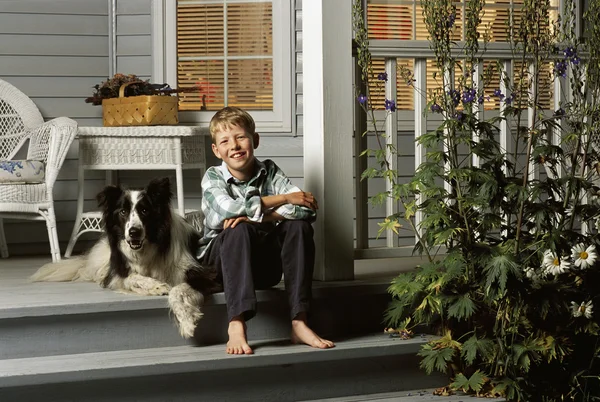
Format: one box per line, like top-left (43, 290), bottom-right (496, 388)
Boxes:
top-left (302, 0), bottom-right (354, 281)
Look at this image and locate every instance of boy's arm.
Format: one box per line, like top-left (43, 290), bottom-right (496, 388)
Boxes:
top-left (223, 210), bottom-right (284, 229)
top-left (263, 161), bottom-right (318, 222)
top-left (261, 192), bottom-right (318, 211)
top-left (202, 168), bottom-right (262, 229)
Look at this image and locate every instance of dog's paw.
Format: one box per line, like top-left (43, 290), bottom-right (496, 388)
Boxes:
top-left (177, 314), bottom-right (202, 339)
top-left (124, 275), bottom-right (172, 296)
top-left (168, 283), bottom-right (205, 338)
top-left (148, 282), bottom-right (172, 296)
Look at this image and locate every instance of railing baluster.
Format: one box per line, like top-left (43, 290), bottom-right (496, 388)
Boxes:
top-left (385, 57), bottom-right (399, 248)
top-left (414, 58), bottom-right (427, 240)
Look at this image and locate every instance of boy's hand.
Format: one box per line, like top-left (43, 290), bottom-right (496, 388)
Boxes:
top-left (223, 216), bottom-right (253, 229)
top-left (285, 191), bottom-right (318, 211)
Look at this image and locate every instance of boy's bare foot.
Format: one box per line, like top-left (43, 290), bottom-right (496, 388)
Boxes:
top-left (226, 316), bottom-right (253, 355)
top-left (290, 313), bottom-right (335, 349)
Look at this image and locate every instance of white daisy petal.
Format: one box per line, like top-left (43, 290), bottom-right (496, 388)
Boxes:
top-left (571, 301), bottom-right (594, 319)
top-left (571, 301), bottom-right (582, 317)
top-left (572, 244), bottom-right (597, 270)
top-left (545, 252), bottom-right (570, 275)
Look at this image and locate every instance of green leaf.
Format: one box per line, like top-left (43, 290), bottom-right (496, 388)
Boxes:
top-left (360, 167), bottom-right (379, 181)
top-left (451, 370), bottom-right (488, 393)
top-left (377, 218), bottom-right (402, 235)
top-left (447, 294), bottom-right (477, 321)
top-left (461, 335), bottom-right (495, 365)
top-left (388, 272), bottom-right (421, 297)
top-left (433, 227), bottom-right (457, 245)
top-left (418, 343), bottom-right (455, 374)
top-left (368, 192), bottom-right (388, 207)
top-left (383, 301), bottom-right (409, 328)
top-left (483, 253), bottom-right (520, 295)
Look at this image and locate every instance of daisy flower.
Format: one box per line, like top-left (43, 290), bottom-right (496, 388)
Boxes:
top-left (571, 244), bottom-right (597, 269)
top-left (571, 301), bottom-right (594, 319)
top-left (542, 250), bottom-right (570, 275)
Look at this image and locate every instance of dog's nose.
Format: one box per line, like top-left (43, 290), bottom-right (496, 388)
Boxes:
top-left (129, 227), bottom-right (142, 238)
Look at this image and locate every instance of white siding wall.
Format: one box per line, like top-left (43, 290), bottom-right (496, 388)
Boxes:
top-left (1, 0), bottom-right (109, 256)
top-left (113, 0), bottom-right (305, 216)
top-left (1, 0), bottom-right (308, 257)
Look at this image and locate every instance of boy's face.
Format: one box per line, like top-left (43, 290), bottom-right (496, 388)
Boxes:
top-left (212, 125), bottom-right (260, 181)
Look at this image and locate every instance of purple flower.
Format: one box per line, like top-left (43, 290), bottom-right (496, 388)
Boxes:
top-left (563, 46), bottom-right (576, 58)
top-left (447, 12), bottom-right (456, 28)
top-left (357, 94), bottom-right (367, 104)
top-left (554, 108), bottom-right (565, 119)
top-left (377, 72), bottom-right (388, 82)
top-left (385, 99), bottom-right (396, 112)
top-left (562, 46), bottom-right (580, 67)
top-left (448, 89), bottom-right (461, 106)
top-left (478, 95), bottom-right (484, 104)
top-left (504, 95), bottom-right (513, 105)
top-left (493, 89), bottom-right (505, 99)
top-left (462, 88), bottom-right (476, 104)
top-left (431, 103), bottom-right (442, 113)
top-left (555, 60), bottom-right (567, 78)
top-left (454, 111), bottom-right (465, 121)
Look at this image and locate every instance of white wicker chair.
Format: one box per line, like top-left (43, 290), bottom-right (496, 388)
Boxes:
top-left (0, 78), bottom-right (78, 262)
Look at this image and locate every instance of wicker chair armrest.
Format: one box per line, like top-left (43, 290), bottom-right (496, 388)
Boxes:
top-left (27, 117), bottom-right (78, 186)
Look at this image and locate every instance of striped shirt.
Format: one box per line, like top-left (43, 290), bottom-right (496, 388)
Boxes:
top-left (198, 158), bottom-right (316, 258)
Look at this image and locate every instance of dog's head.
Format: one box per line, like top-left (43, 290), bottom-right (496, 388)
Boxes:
top-left (96, 177), bottom-right (173, 251)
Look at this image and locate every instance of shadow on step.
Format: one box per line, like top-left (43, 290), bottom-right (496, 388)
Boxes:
top-left (0, 354), bottom-right (446, 402)
top-left (190, 290), bottom-right (391, 346)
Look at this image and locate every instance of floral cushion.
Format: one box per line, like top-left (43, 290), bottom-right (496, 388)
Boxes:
top-left (0, 160), bottom-right (45, 184)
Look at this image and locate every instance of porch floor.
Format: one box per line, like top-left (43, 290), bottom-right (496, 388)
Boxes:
top-left (0, 255), bottom-right (418, 319)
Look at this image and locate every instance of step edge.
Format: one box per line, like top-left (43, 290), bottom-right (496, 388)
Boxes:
top-left (0, 281), bottom-right (390, 319)
top-left (0, 335), bottom-right (433, 388)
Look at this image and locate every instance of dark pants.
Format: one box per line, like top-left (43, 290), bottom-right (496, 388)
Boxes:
top-left (202, 220), bottom-right (315, 322)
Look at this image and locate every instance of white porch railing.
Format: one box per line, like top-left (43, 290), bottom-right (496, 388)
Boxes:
top-left (353, 43), bottom-right (565, 259)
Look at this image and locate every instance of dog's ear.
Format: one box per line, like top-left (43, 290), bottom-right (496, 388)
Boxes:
top-left (96, 185), bottom-right (123, 212)
top-left (146, 177), bottom-right (173, 204)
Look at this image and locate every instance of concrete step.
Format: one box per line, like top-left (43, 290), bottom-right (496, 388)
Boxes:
top-left (1, 263), bottom-right (391, 359)
top-left (0, 333), bottom-right (447, 402)
top-left (300, 389), bottom-right (504, 401)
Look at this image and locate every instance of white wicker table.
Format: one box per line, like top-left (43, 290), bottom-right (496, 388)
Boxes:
top-left (64, 125), bottom-right (207, 258)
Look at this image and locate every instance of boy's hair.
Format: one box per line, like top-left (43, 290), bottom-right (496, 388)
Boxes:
top-left (209, 107), bottom-right (256, 143)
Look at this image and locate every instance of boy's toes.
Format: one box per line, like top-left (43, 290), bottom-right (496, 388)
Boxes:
top-left (226, 344), bottom-right (253, 355)
top-left (313, 337), bottom-right (335, 349)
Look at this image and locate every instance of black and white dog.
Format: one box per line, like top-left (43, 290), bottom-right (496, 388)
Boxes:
top-left (31, 177), bottom-right (218, 339)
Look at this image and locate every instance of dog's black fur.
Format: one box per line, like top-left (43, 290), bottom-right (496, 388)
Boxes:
top-left (32, 177), bottom-right (218, 338)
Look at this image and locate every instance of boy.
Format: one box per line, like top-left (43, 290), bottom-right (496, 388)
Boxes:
top-left (199, 106), bottom-right (335, 355)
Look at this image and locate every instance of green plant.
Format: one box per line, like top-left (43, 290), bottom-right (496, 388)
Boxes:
top-left (353, 0), bottom-right (600, 400)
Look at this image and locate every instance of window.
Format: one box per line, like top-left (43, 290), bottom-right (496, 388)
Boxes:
top-left (366, 0), bottom-right (559, 42)
top-left (154, 0), bottom-right (292, 132)
top-left (364, 0), bottom-right (558, 111)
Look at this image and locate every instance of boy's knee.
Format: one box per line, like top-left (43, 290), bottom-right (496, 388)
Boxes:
top-left (221, 222), bottom-right (257, 244)
top-left (283, 220), bottom-right (313, 236)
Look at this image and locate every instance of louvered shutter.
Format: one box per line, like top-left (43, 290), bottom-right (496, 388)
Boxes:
top-left (176, 0), bottom-right (273, 111)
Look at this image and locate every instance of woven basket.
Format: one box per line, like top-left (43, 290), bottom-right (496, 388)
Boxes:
top-left (102, 81), bottom-right (179, 127)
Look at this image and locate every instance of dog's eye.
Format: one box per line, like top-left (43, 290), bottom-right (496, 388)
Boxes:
top-left (139, 208), bottom-right (148, 216)
top-left (119, 209), bottom-right (127, 216)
